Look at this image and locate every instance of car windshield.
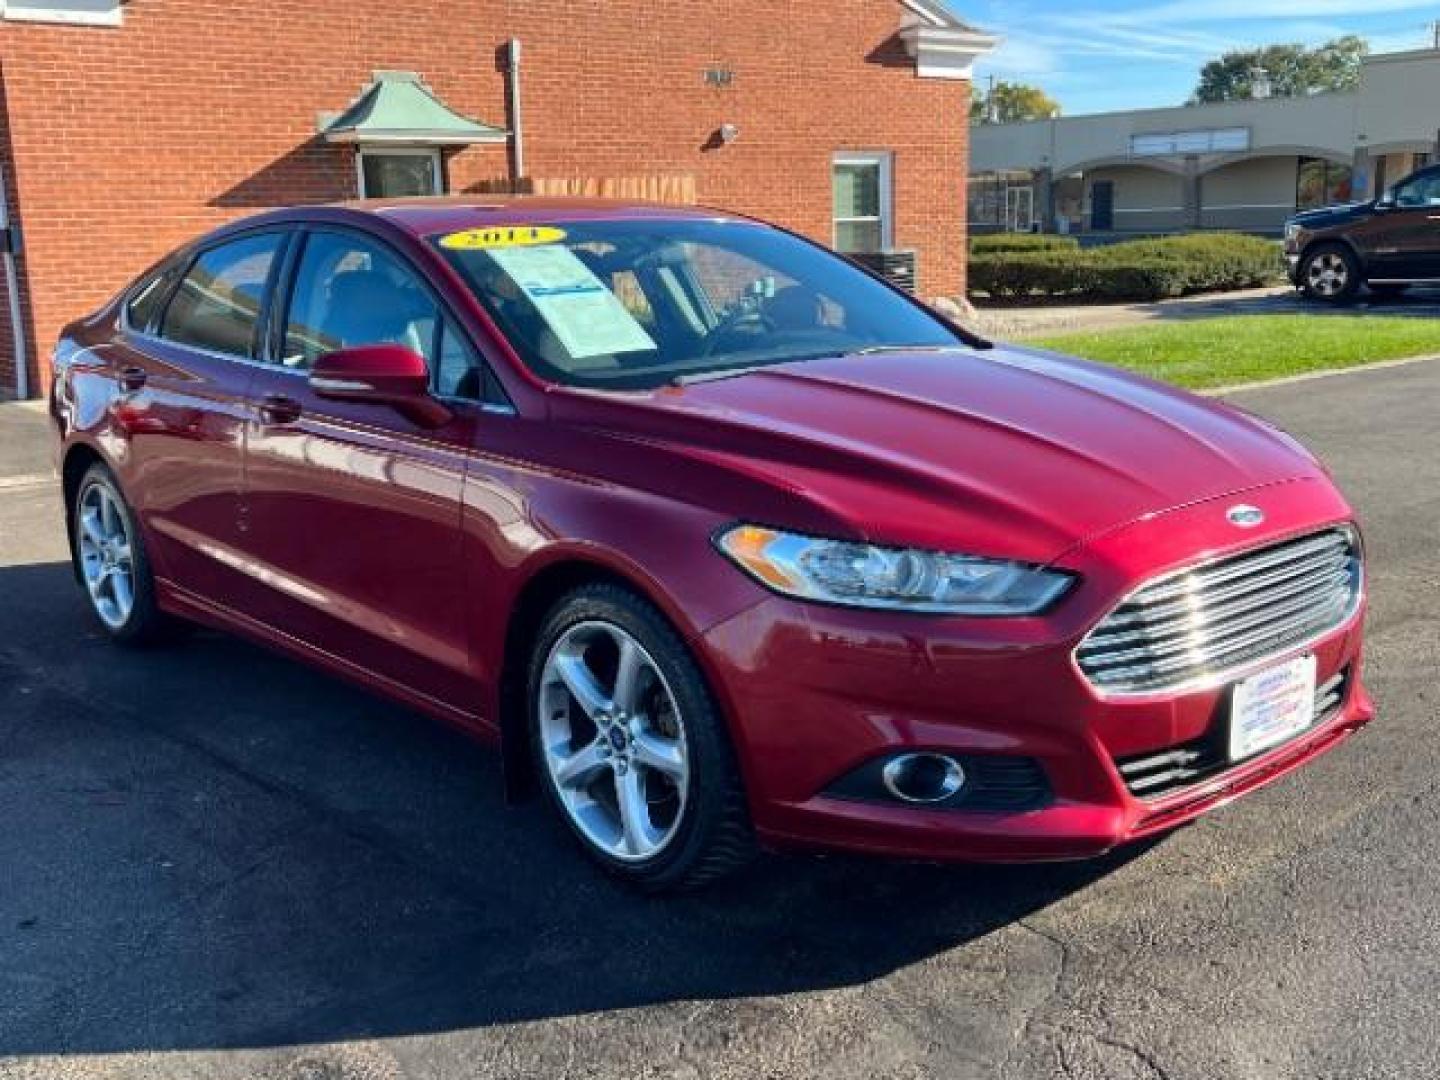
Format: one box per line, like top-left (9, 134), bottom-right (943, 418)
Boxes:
top-left (432, 218), bottom-right (966, 390)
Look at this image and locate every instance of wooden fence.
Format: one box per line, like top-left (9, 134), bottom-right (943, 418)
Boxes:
top-left (467, 174), bottom-right (698, 204)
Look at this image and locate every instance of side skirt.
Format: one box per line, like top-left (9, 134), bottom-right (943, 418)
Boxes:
top-left (155, 578), bottom-right (498, 743)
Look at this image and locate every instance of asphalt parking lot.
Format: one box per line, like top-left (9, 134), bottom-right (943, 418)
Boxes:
top-left (1, 360), bottom-right (1438, 1080)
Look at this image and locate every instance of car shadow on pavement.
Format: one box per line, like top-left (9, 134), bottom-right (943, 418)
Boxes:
top-left (0, 560), bottom-right (1159, 1056)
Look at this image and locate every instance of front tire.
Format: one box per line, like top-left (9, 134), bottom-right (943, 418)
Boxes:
top-left (1299, 243), bottom-right (1361, 304)
top-left (527, 582), bottom-right (755, 891)
top-left (71, 463), bottom-right (169, 645)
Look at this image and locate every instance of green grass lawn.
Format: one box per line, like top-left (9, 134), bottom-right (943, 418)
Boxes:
top-left (1031, 314), bottom-right (1440, 390)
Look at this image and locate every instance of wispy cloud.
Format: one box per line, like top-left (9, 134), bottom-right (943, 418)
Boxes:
top-left (979, 34), bottom-right (1064, 78)
top-left (967, 0), bottom-right (1437, 113)
top-left (1122, 0), bottom-right (1438, 22)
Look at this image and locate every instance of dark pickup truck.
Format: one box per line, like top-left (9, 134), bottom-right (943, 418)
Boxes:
top-left (1285, 164), bottom-right (1440, 302)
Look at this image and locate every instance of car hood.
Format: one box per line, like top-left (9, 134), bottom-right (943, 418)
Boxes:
top-left (548, 347), bottom-right (1326, 565)
top-left (1288, 201), bottom-right (1373, 230)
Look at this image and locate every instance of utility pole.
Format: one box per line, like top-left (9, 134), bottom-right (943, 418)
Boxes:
top-left (986, 74), bottom-right (998, 124)
top-left (1430, 19), bottom-right (1440, 49)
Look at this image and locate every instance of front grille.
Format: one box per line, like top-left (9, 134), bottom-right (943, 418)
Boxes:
top-left (1116, 668), bottom-right (1349, 799)
top-left (1077, 527), bottom-right (1362, 695)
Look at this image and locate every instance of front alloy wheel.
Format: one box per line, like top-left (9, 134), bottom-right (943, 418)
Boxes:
top-left (538, 620), bottom-right (690, 862)
top-left (1301, 244), bottom-right (1360, 303)
top-left (528, 583), bottom-right (754, 891)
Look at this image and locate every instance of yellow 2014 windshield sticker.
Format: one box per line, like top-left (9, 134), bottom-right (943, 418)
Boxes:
top-left (439, 226), bottom-right (568, 250)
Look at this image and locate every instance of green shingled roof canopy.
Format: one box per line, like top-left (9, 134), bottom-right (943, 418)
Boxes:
top-left (322, 72), bottom-right (507, 145)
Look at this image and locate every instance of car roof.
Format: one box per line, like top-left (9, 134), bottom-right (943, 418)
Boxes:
top-left (270, 196), bottom-right (754, 239)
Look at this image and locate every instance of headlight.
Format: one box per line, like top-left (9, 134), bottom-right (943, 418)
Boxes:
top-left (716, 525), bottom-right (1075, 615)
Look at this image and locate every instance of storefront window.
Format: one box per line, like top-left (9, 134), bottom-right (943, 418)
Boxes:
top-left (1297, 158), bottom-right (1353, 210)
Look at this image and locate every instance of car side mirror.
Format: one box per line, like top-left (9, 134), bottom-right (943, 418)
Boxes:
top-left (309, 344), bottom-right (452, 428)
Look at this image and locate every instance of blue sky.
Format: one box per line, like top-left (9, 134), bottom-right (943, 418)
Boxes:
top-left (964, 0), bottom-right (1440, 115)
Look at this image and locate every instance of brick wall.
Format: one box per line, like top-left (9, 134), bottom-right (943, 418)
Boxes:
top-left (0, 0), bottom-right (971, 395)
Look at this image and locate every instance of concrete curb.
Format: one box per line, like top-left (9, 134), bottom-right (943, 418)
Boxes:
top-left (1203, 352), bottom-right (1440, 396)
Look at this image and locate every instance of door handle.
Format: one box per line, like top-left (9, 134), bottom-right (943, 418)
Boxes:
top-left (118, 365), bottom-right (148, 392)
top-left (257, 393), bottom-right (303, 425)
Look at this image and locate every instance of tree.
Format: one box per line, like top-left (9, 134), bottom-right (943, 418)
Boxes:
top-left (1191, 36), bottom-right (1368, 103)
top-left (970, 80), bottom-right (1061, 124)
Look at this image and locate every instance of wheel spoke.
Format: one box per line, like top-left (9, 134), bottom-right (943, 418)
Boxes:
top-left (98, 491), bottom-right (117, 537)
top-left (614, 767), bottom-right (658, 857)
top-left (611, 636), bottom-right (644, 713)
top-left (110, 568), bottom-right (133, 615)
top-left (80, 509), bottom-right (105, 547)
top-left (554, 653), bottom-right (611, 718)
top-left (87, 565), bottom-right (110, 599)
top-left (632, 731), bottom-right (686, 782)
top-left (553, 738), bottom-right (609, 790)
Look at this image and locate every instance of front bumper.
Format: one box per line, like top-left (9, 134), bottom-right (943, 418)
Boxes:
top-left (697, 479), bottom-right (1372, 862)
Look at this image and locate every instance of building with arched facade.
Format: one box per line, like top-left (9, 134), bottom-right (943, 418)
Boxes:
top-left (970, 48), bottom-right (1440, 236)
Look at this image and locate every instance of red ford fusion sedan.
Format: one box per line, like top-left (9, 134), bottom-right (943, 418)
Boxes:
top-left (50, 199), bottom-right (1372, 890)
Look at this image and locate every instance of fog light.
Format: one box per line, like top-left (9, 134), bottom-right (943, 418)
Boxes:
top-left (881, 752), bottom-right (967, 804)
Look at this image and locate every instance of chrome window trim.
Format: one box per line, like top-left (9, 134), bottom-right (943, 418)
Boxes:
top-left (127, 327), bottom-right (301, 372)
top-left (1072, 524), bottom-right (1364, 701)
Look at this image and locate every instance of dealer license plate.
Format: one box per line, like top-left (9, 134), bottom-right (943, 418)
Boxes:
top-left (1228, 655), bottom-right (1317, 763)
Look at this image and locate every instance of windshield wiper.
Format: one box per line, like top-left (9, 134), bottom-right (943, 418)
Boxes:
top-left (668, 344), bottom-right (978, 387)
top-left (851, 344), bottom-right (970, 356)
top-left (669, 354), bottom-right (833, 387)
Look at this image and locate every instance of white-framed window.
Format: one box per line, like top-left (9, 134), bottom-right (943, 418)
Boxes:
top-left (1130, 128), bottom-right (1250, 157)
top-left (356, 148), bottom-right (444, 199)
top-left (1, 0), bottom-right (122, 26)
top-left (832, 152), bottom-right (894, 254)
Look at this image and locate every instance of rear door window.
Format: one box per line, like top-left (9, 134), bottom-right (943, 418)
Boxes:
top-left (159, 233), bottom-right (284, 359)
top-left (125, 262), bottom-right (181, 333)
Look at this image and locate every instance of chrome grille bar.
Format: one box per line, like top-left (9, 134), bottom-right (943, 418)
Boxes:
top-left (1078, 527), bottom-right (1361, 694)
top-left (1115, 670), bottom-right (1349, 798)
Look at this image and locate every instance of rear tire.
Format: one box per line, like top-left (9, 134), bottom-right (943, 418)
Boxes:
top-left (527, 582), bottom-right (755, 892)
top-left (1299, 243), bottom-right (1361, 304)
top-left (71, 463), bottom-right (171, 646)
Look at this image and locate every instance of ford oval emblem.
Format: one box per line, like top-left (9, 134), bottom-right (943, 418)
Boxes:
top-left (1227, 504), bottom-right (1265, 528)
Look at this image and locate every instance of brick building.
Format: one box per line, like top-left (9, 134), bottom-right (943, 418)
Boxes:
top-left (0, 0), bottom-right (995, 398)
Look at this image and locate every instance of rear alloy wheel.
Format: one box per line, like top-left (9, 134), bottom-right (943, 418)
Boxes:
top-left (1300, 244), bottom-right (1361, 304)
top-left (72, 463), bottom-right (170, 644)
top-left (529, 583), bottom-right (754, 891)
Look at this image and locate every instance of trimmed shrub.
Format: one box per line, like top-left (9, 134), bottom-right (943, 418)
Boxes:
top-left (970, 233), bottom-right (1080, 255)
top-left (968, 233), bottom-right (1284, 302)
